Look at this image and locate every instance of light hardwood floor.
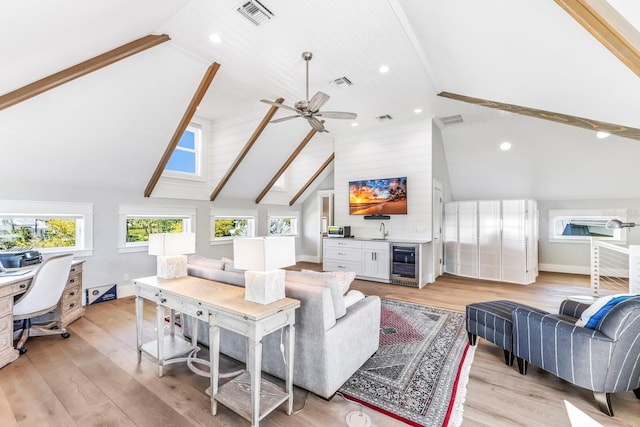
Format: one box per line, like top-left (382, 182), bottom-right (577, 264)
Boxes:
top-left (0, 266), bottom-right (638, 426)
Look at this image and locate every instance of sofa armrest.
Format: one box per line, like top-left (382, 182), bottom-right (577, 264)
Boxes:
top-left (283, 280), bottom-right (336, 332)
top-left (558, 299), bottom-right (590, 319)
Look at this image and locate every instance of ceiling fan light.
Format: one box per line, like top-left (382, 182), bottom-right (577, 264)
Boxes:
top-left (378, 65), bottom-right (390, 74)
top-left (596, 131), bottom-right (611, 139)
top-left (209, 33), bottom-right (222, 44)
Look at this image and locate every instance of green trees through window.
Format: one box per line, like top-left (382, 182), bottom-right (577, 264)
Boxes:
top-left (0, 218), bottom-right (77, 249)
top-left (214, 219), bottom-right (249, 238)
top-left (126, 218), bottom-right (184, 243)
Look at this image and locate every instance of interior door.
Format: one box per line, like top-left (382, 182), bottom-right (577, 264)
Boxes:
top-left (432, 180), bottom-right (444, 279)
top-left (317, 190), bottom-right (334, 262)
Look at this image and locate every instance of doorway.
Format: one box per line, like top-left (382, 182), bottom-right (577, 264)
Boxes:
top-left (432, 180), bottom-right (444, 279)
top-left (317, 190), bottom-right (334, 262)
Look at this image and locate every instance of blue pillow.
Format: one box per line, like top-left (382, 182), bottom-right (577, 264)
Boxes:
top-left (577, 294), bottom-right (639, 329)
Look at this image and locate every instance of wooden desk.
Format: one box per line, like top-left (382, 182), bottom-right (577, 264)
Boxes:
top-left (0, 260), bottom-right (85, 369)
top-left (133, 275), bottom-right (300, 427)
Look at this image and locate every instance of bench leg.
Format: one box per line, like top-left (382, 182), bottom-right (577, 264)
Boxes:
top-left (503, 350), bottom-right (513, 366)
top-left (516, 357), bottom-right (528, 375)
top-left (467, 332), bottom-right (477, 346)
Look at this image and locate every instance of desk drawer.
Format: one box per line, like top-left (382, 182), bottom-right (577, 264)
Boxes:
top-left (67, 272), bottom-right (82, 288)
top-left (0, 280), bottom-right (29, 298)
top-left (61, 291), bottom-right (81, 315)
top-left (159, 292), bottom-right (208, 321)
top-left (136, 285), bottom-right (159, 301)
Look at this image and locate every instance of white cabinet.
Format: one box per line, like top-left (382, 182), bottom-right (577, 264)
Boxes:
top-left (323, 239), bottom-right (362, 275)
top-left (361, 241), bottom-right (390, 281)
top-left (323, 239), bottom-right (390, 283)
top-left (444, 200), bottom-right (538, 284)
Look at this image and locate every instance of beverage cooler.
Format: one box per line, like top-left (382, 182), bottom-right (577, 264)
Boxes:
top-left (390, 244), bottom-right (419, 286)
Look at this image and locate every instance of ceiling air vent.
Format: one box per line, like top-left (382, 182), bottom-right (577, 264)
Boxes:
top-left (237, 0), bottom-right (274, 26)
top-left (376, 114), bottom-right (394, 121)
top-left (331, 76), bottom-right (353, 87)
top-left (439, 114), bottom-right (464, 126)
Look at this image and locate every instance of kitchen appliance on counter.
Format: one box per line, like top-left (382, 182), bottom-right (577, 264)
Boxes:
top-left (327, 226), bottom-right (351, 238)
top-left (0, 248), bottom-right (42, 268)
top-left (390, 244), bottom-right (418, 286)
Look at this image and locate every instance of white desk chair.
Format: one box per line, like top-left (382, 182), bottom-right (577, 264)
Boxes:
top-left (13, 254), bottom-right (74, 354)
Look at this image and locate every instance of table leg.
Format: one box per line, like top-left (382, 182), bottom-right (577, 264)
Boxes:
top-left (248, 338), bottom-right (263, 427)
top-left (285, 323), bottom-right (295, 415)
top-left (209, 324), bottom-right (220, 416)
top-left (136, 296), bottom-right (143, 363)
top-left (156, 303), bottom-right (164, 377)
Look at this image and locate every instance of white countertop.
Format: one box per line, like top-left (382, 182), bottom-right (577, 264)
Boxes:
top-left (325, 237), bottom-right (430, 244)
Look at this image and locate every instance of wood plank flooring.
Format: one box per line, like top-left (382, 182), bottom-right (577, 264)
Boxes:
top-left (1, 267), bottom-right (639, 426)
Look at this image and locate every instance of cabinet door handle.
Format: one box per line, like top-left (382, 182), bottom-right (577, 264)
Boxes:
top-left (160, 298), bottom-right (167, 304)
top-left (338, 265), bottom-right (346, 269)
top-left (196, 310), bottom-right (203, 316)
top-left (70, 291), bottom-right (75, 296)
top-left (69, 279), bottom-right (75, 283)
top-left (19, 283), bottom-right (26, 289)
top-left (338, 252), bottom-right (347, 256)
top-left (69, 303), bottom-right (75, 308)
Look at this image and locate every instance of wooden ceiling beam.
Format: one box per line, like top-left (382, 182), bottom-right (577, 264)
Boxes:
top-left (438, 91), bottom-right (640, 140)
top-left (255, 122), bottom-right (324, 204)
top-left (289, 153), bottom-right (334, 206)
top-left (144, 62), bottom-right (221, 197)
top-left (210, 98), bottom-right (285, 201)
top-left (555, 0), bottom-right (640, 79)
top-left (0, 34), bottom-right (170, 111)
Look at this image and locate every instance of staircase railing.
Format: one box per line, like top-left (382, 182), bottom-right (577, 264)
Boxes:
top-left (590, 238), bottom-right (640, 297)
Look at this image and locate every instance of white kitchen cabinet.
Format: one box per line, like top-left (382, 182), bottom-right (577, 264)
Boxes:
top-left (323, 239), bottom-right (362, 275)
top-left (361, 241), bottom-right (390, 281)
top-left (444, 200), bottom-right (538, 284)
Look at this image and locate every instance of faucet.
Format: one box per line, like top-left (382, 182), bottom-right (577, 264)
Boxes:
top-left (379, 222), bottom-right (388, 239)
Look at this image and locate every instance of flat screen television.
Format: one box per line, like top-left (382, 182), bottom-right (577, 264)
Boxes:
top-left (349, 177), bottom-right (407, 215)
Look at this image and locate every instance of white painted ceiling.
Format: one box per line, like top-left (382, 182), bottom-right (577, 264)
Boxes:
top-left (1, 0), bottom-right (640, 202)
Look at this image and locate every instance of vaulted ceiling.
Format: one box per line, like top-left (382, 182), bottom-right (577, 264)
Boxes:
top-left (1, 0), bottom-right (640, 203)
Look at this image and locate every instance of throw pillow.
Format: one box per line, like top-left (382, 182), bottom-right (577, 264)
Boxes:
top-left (221, 257), bottom-right (245, 273)
top-left (301, 269), bottom-right (356, 295)
top-left (576, 293), bottom-right (640, 329)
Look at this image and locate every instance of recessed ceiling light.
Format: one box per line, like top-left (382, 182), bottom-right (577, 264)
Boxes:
top-left (500, 142), bottom-right (511, 151)
top-left (378, 65), bottom-right (389, 74)
top-left (351, 122), bottom-right (358, 127)
top-left (414, 108), bottom-right (423, 114)
top-left (209, 33), bottom-right (222, 44)
top-left (596, 131), bottom-right (610, 139)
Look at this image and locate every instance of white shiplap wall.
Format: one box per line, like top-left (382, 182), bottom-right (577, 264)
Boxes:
top-left (334, 121), bottom-right (433, 240)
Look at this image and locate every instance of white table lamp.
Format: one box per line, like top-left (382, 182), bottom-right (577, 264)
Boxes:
top-left (233, 236), bottom-right (296, 304)
top-left (148, 232), bottom-right (196, 279)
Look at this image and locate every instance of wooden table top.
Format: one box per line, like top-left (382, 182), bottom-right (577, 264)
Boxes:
top-left (133, 275), bottom-right (300, 321)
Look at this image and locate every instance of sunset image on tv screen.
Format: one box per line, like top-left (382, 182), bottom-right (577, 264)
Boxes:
top-left (349, 177), bottom-right (407, 215)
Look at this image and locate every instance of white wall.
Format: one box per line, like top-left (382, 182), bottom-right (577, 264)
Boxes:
top-left (431, 121), bottom-right (453, 202)
top-left (333, 121), bottom-right (433, 241)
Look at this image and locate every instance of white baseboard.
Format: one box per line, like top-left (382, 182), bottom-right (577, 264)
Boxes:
top-left (539, 263), bottom-right (590, 275)
top-left (297, 255), bottom-right (321, 263)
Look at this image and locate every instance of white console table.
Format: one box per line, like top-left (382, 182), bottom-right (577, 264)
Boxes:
top-left (134, 275), bottom-right (300, 426)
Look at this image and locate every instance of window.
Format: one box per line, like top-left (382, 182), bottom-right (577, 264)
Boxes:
top-left (119, 205), bottom-right (195, 253)
top-left (272, 173), bottom-right (286, 191)
top-left (0, 200), bottom-right (94, 256)
top-left (164, 125), bottom-right (201, 177)
top-left (213, 217), bottom-right (255, 239)
top-left (268, 216), bottom-right (298, 236)
top-left (548, 209), bottom-right (628, 243)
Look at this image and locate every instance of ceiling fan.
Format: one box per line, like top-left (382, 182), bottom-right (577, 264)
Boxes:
top-left (261, 51), bottom-right (357, 133)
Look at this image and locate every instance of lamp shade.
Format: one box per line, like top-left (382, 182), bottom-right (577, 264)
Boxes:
top-left (233, 236), bottom-right (296, 271)
top-left (148, 233), bottom-right (196, 256)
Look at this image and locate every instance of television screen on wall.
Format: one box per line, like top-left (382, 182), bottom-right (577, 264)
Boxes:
top-left (349, 177), bottom-right (407, 215)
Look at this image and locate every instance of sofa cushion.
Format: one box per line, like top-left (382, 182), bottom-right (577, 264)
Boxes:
top-left (344, 289), bottom-right (365, 309)
top-left (301, 269), bottom-right (355, 295)
top-left (285, 270), bottom-right (347, 319)
top-left (576, 293), bottom-right (640, 329)
top-left (187, 255), bottom-right (224, 270)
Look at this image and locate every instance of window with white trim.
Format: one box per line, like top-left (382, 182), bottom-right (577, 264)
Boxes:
top-left (213, 217), bottom-right (255, 239)
top-left (0, 200), bottom-right (94, 256)
top-left (548, 209), bottom-right (628, 243)
top-left (163, 125), bottom-right (202, 178)
top-left (119, 205), bottom-right (195, 253)
top-left (268, 215), bottom-right (298, 236)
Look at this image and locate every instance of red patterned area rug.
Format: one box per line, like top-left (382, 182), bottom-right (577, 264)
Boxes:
top-left (339, 298), bottom-right (475, 427)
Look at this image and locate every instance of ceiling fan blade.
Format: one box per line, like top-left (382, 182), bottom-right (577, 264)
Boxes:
top-left (307, 116), bottom-right (328, 132)
top-left (316, 111), bottom-right (357, 120)
top-left (270, 115), bottom-right (301, 123)
top-left (260, 99), bottom-right (299, 113)
top-left (307, 91), bottom-right (330, 113)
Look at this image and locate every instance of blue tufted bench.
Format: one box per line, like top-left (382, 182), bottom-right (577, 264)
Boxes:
top-left (465, 300), bottom-right (540, 366)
